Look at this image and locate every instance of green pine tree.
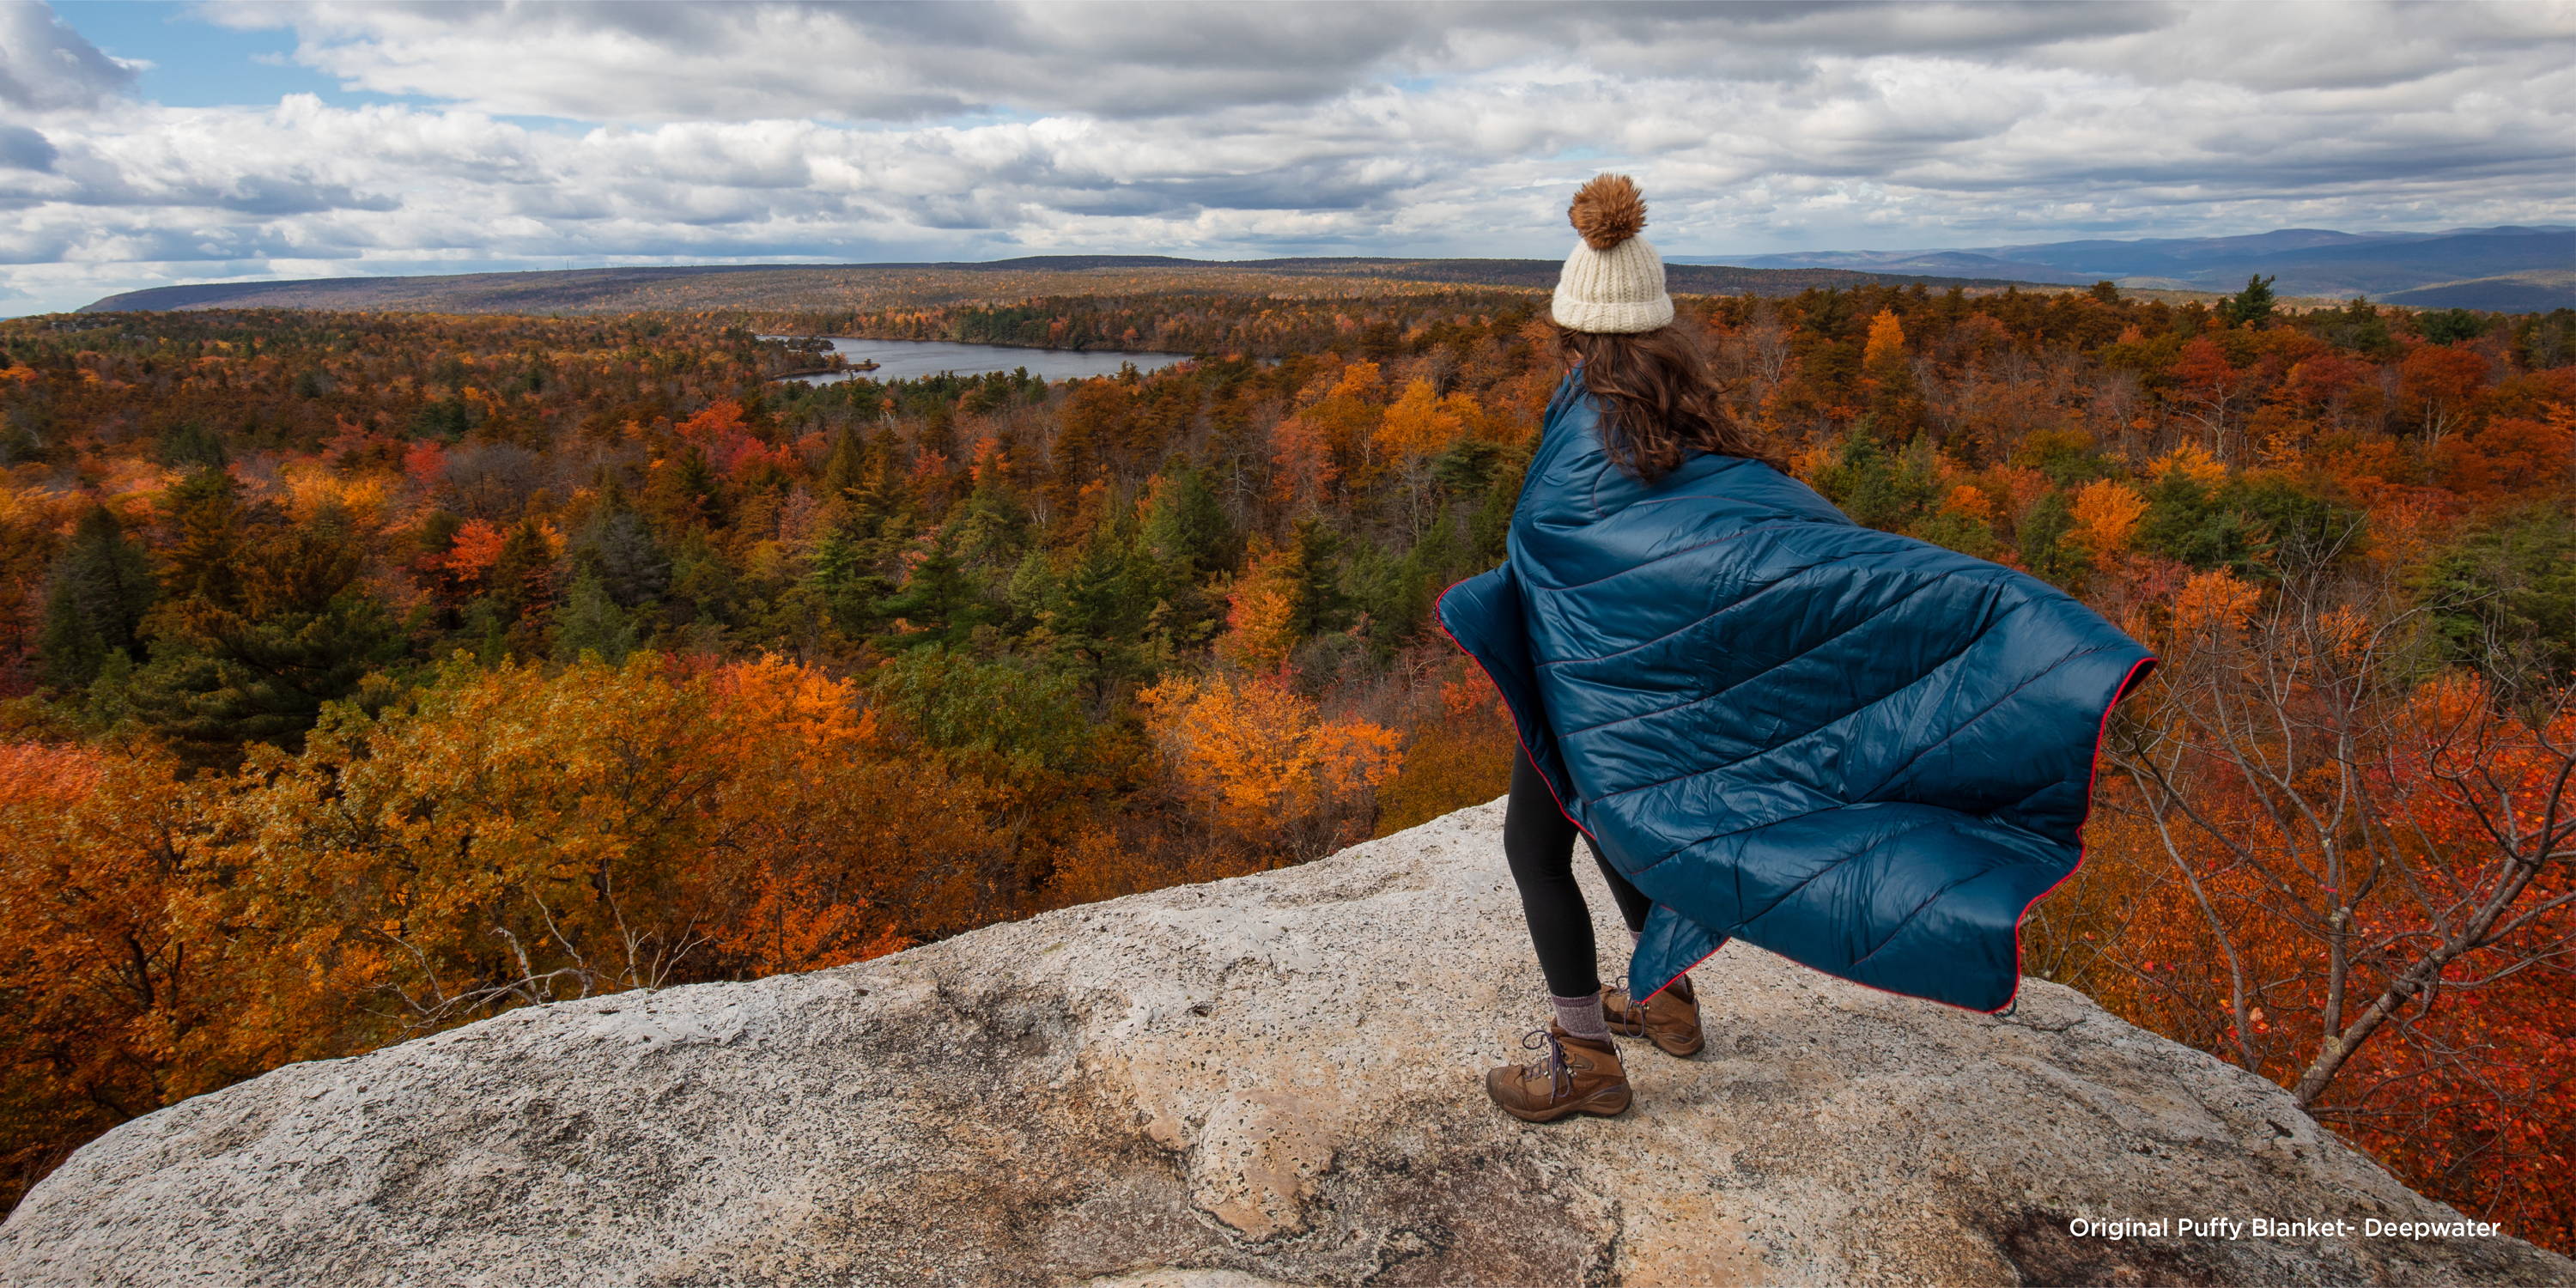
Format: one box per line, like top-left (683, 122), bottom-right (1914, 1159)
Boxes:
top-left (1285, 513), bottom-right (1354, 637)
top-left (946, 459), bottom-right (1034, 570)
top-left (1056, 501), bottom-right (1151, 689)
top-left (871, 526), bottom-right (995, 653)
top-left (552, 571), bottom-right (638, 665)
top-left (2221, 274), bottom-right (2278, 329)
top-left (483, 516), bottom-right (560, 657)
top-left (37, 505), bottom-right (158, 690)
top-left (130, 501), bottom-right (400, 756)
top-left (1138, 463), bottom-right (1239, 584)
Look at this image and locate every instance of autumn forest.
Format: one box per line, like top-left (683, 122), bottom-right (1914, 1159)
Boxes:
top-left (4, 278), bottom-right (2574, 1248)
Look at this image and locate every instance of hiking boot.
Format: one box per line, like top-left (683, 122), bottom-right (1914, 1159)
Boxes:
top-left (1485, 1021), bottom-right (1631, 1122)
top-left (1601, 973), bottom-right (1704, 1057)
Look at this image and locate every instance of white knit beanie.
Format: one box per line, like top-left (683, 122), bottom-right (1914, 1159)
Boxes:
top-left (1550, 173), bottom-right (1674, 334)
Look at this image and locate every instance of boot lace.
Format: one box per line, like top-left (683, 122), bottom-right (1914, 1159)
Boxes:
top-left (1516, 1025), bottom-right (1574, 1101)
top-left (1610, 990), bottom-right (1646, 1029)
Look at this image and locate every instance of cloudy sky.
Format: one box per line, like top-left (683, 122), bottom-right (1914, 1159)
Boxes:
top-left (3, 0), bottom-right (2571, 316)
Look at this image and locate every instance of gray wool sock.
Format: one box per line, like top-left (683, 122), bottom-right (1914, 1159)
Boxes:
top-left (1550, 992), bottom-right (1614, 1042)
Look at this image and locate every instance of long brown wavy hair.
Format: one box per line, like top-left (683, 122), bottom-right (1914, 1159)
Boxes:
top-left (1545, 315), bottom-right (1782, 483)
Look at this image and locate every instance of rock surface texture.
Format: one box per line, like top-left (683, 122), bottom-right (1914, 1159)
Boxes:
top-left (5, 799), bottom-right (2570, 1287)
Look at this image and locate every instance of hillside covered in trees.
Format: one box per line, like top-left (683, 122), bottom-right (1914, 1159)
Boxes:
top-left (79, 257), bottom-right (2043, 321)
top-left (4, 282), bottom-right (2575, 1249)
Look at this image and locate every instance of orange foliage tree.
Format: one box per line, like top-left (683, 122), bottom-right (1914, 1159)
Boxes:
top-left (1213, 534), bottom-right (1307, 673)
top-left (0, 740), bottom-right (236, 1203)
top-left (2399, 343), bottom-right (2491, 443)
top-left (197, 653), bottom-right (997, 1037)
top-left (2069, 478), bottom-right (2149, 564)
top-left (1374, 380), bottom-right (1473, 538)
top-left (1134, 667), bottom-right (1402, 863)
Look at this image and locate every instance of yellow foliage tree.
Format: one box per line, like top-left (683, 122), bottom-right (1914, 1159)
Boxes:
top-left (192, 653), bottom-right (997, 1042)
top-left (1375, 380), bottom-right (1467, 464)
top-left (1862, 308), bottom-right (1908, 373)
top-left (1133, 669), bottom-right (1402, 860)
top-left (2069, 478), bottom-right (2149, 557)
top-left (0, 740), bottom-right (247, 1205)
top-left (2170, 568), bottom-right (2263, 635)
top-left (2150, 441), bottom-right (2229, 489)
top-left (1373, 379), bottom-right (1473, 533)
top-left (1939, 483), bottom-right (1997, 524)
top-left (1327, 360), bottom-right (1385, 403)
top-left (0, 654), bottom-right (1014, 1206)
top-left (1213, 535), bottom-right (1305, 672)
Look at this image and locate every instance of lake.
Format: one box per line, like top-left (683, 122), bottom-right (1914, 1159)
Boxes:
top-left (768, 337), bottom-right (1194, 385)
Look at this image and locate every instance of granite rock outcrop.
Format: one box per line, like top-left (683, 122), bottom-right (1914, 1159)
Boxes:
top-left (3, 798), bottom-right (2567, 1286)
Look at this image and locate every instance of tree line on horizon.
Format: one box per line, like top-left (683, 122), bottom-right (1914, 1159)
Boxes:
top-left (3, 282), bottom-right (2573, 1245)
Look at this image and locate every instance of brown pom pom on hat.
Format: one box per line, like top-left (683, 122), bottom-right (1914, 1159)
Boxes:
top-left (1552, 173), bottom-right (1674, 334)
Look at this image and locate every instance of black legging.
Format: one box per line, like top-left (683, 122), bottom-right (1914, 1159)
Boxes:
top-left (1504, 740), bottom-right (1656, 998)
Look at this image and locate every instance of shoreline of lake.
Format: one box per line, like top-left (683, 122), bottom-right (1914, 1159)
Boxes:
top-left (784, 333), bottom-right (1200, 357)
top-left (762, 335), bottom-right (1198, 386)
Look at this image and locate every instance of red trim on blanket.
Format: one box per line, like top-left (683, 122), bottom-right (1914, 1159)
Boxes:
top-left (1436, 574), bottom-right (2160, 1018)
top-left (1431, 577), bottom-right (1604, 847)
top-left (1971, 652), bottom-right (2160, 1013)
top-left (1638, 937), bottom-right (1730, 1006)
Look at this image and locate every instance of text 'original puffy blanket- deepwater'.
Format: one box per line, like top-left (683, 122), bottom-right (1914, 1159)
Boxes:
top-left (1437, 369), bottom-right (2156, 1013)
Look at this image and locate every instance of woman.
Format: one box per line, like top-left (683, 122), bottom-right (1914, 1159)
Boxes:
top-left (1451, 175), bottom-right (2154, 1124)
top-left (1481, 173), bottom-right (1781, 1122)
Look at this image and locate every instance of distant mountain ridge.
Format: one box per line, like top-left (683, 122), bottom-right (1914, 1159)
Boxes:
top-left (76, 257), bottom-right (2037, 318)
top-left (1676, 226), bottom-right (2575, 311)
top-left (76, 230), bottom-right (2570, 318)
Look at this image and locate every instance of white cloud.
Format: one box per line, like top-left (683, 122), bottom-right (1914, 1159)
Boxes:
top-left (0, 0), bottom-right (137, 112)
top-left (3, 0), bottom-right (2571, 314)
top-left (202, 0), bottom-right (1464, 123)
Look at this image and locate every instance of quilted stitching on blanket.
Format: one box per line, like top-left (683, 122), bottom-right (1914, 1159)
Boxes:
top-left (1437, 369), bottom-right (2155, 1012)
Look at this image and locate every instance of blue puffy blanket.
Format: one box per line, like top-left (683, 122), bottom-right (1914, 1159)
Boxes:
top-left (1437, 370), bottom-right (2155, 1012)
